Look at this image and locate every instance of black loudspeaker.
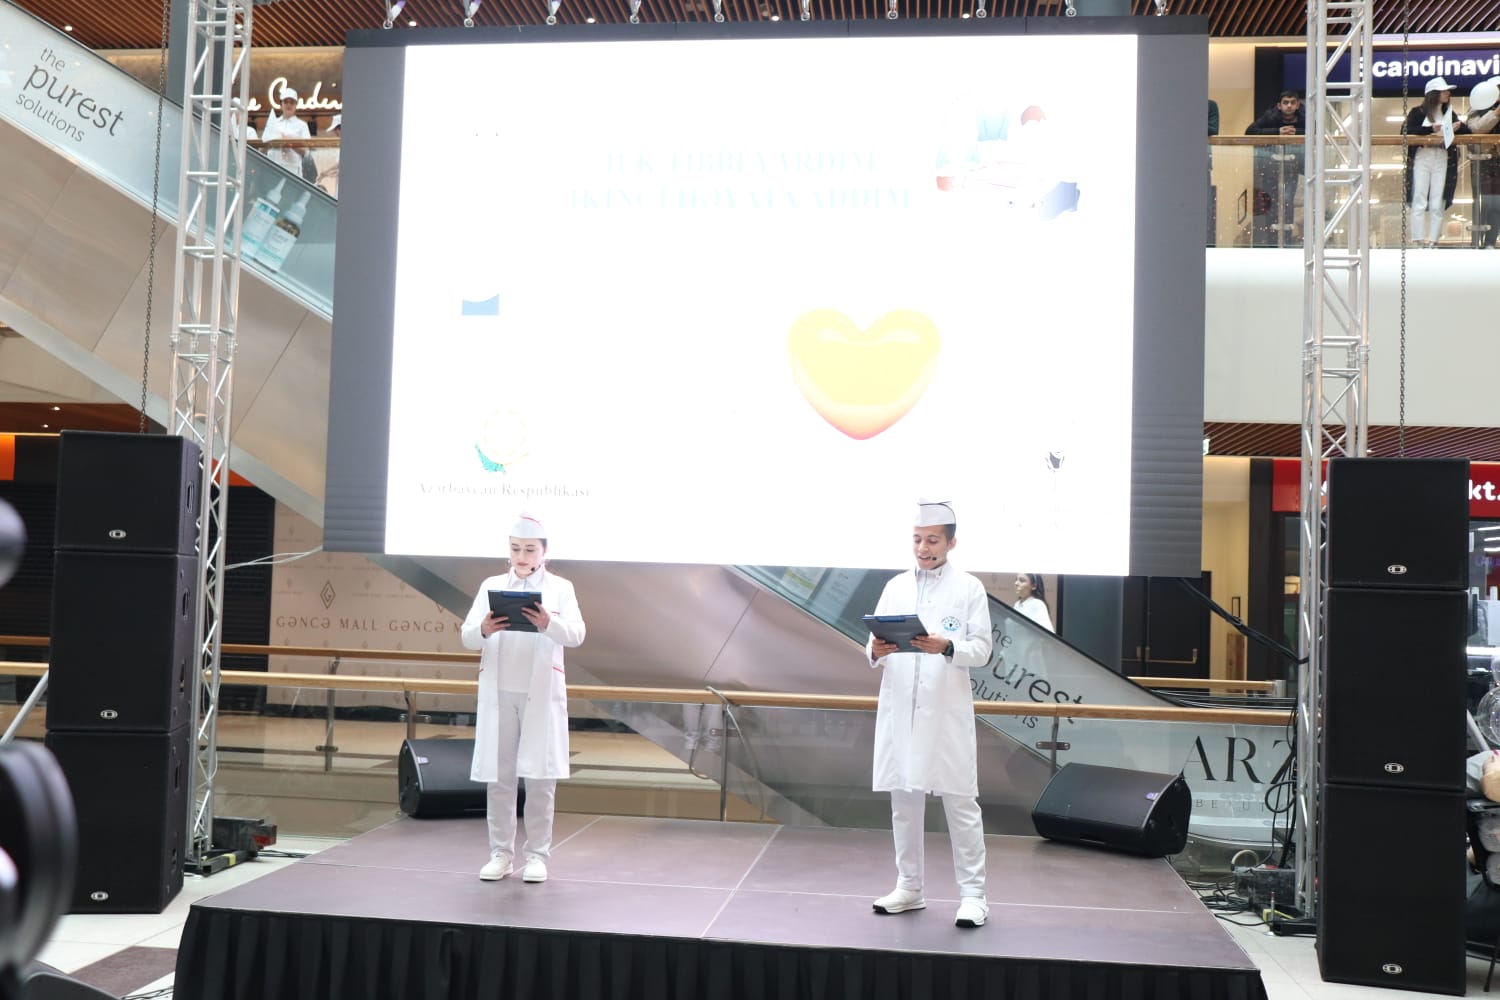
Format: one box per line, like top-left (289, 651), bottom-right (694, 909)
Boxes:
top-left (1323, 587), bottom-right (1466, 792)
top-left (1030, 763), bottom-right (1190, 857)
top-left (55, 431), bottom-right (201, 555)
top-left (1326, 458), bottom-right (1470, 590)
top-left (1317, 783), bottom-right (1466, 995)
top-left (44, 727), bottom-right (189, 914)
top-left (47, 551), bottom-right (197, 733)
top-left (398, 739), bottom-right (486, 818)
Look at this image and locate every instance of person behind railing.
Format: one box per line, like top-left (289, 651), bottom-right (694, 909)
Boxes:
top-left (1013, 573), bottom-right (1054, 632)
top-left (314, 113), bottom-right (341, 199)
top-left (1402, 77), bottom-right (1497, 248)
top-left (260, 87), bottom-right (311, 178)
top-left (866, 499), bottom-right (994, 930)
top-left (1245, 90), bottom-right (1306, 247)
top-left (1207, 99), bottom-right (1220, 246)
top-left (460, 512), bottom-right (586, 886)
top-left (1465, 79), bottom-right (1500, 249)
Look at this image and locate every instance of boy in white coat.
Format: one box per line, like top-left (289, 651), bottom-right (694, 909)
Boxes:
top-left (461, 513), bottom-right (586, 883)
top-left (867, 500), bottom-right (994, 928)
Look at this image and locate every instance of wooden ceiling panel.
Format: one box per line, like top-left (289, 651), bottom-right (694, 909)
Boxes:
top-left (13, 0), bottom-right (1497, 46)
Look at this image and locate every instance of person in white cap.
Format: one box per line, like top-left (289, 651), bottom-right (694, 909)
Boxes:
top-left (1401, 77), bottom-right (1491, 247)
top-left (460, 513), bottom-right (586, 884)
top-left (866, 500), bottom-right (994, 929)
top-left (259, 86), bottom-right (310, 176)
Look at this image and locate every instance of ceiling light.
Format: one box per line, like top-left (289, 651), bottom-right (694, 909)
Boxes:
top-left (40, 424), bottom-right (48, 429)
top-left (770, 12), bottom-right (780, 18)
top-left (960, 9), bottom-right (970, 15)
top-left (63, 24), bottom-right (73, 31)
top-left (408, 17), bottom-right (417, 24)
top-left (585, 14), bottom-right (596, 20)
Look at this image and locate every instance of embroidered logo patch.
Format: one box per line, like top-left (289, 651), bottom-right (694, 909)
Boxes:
top-left (941, 616), bottom-right (961, 633)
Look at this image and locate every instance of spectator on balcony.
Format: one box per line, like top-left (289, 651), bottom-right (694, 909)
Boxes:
top-left (1401, 77), bottom-right (1489, 248)
top-left (1464, 83), bottom-right (1500, 248)
top-left (314, 114), bottom-right (341, 198)
top-left (1245, 90), bottom-right (1306, 247)
top-left (260, 87), bottom-right (311, 177)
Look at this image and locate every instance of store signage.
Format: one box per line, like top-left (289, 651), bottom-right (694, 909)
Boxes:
top-left (1281, 47), bottom-right (1500, 99)
top-left (1271, 458), bottom-right (1500, 517)
top-left (247, 77), bottom-right (342, 116)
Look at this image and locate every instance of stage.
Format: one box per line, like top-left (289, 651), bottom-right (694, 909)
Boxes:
top-left (173, 814), bottom-right (1267, 1000)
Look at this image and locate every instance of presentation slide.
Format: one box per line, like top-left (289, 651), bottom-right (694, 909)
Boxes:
top-left (385, 33), bottom-right (1138, 572)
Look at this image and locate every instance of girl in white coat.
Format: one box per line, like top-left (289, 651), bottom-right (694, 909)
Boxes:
top-left (1014, 574), bottom-right (1054, 632)
top-left (867, 500), bottom-right (994, 928)
top-left (461, 514), bottom-right (586, 883)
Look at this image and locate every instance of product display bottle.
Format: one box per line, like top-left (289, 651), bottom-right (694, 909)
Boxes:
top-left (257, 190), bottom-right (310, 272)
top-left (240, 178), bottom-right (285, 262)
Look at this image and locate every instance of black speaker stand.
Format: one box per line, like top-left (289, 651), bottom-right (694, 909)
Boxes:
top-left (188, 848), bottom-right (255, 877)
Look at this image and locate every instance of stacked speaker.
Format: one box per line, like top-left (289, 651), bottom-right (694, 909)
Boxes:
top-left (1317, 457), bottom-right (1469, 995)
top-left (44, 431), bottom-right (202, 914)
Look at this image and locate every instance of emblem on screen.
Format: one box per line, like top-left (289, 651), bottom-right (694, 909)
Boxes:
top-left (787, 309), bottom-right (940, 441)
top-left (475, 409), bottom-right (529, 472)
top-left (461, 294), bottom-right (500, 317)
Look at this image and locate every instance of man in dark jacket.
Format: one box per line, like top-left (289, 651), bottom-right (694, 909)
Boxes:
top-left (1246, 91), bottom-right (1306, 246)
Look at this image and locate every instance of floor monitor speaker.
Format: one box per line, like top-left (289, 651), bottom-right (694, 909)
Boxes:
top-left (47, 551), bottom-right (198, 733)
top-left (1326, 458), bottom-right (1469, 590)
top-left (1323, 587), bottom-right (1466, 792)
top-left (398, 738), bottom-right (489, 819)
top-left (54, 431), bottom-right (201, 555)
top-left (1317, 782), bottom-right (1465, 995)
top-left (1031, 763), bottom-right (1190, 857)
top-left (43, 727), bottom-right (189, 914)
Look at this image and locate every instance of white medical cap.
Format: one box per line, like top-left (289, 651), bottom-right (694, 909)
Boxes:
top-left (914, 499), bottom-right (956, 527)
top-left (510, 513), bottom-right (546, 539)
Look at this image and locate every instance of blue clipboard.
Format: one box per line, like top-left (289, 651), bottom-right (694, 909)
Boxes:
top-left (487, 590), bottom-right (543, 633)
top-left (862, 613), bottom-right (928, 653)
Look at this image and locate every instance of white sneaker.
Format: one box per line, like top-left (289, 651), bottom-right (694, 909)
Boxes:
top-left (955, 897), bottom-right (989, 928)
top-left (479, 855), bottom-right (512, 881)
top-left (522, 857), bottom-right (548, 883)
top-left (872, 887), bottom-right (925, 914)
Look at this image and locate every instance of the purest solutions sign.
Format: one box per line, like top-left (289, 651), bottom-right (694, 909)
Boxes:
top-left (0, 3), bottom-right (182, 210)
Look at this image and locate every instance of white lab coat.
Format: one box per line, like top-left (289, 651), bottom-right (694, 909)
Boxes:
top-left (867, 563), bottom-right (993, 798)
top-left (460, 568), bottom-right (585, 782)
top-left (259, 113), bottom-right (310, 175)
top-left (1015, 596), bottom-right (1054, 633)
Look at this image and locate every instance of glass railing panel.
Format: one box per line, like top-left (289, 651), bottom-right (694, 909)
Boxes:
top-left (0, 0), bottom-right (335, 314)
top-left (1209, 135), bottom-right (1500, 249)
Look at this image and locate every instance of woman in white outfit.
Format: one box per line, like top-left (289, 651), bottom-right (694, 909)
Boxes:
top-left (1402, 77), bottom-right (1488, 248)
top-left (1013, 574), bottom-right (1054, 633)
top-left (460, 513), bottom-right (586, 884)
top-left (867, 500), bottom-right (995, 929)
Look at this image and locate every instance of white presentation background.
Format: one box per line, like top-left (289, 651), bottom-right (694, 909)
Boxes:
top-left (385, 34), bottom-right (1138, 572)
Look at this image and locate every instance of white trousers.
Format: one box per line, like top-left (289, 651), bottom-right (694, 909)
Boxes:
top-left (485, 690), bottom-right (557, 861)
top-left (890, 788), bottom-right (987, 899)
top-left (1410, 146), bottom-right (1447, 244)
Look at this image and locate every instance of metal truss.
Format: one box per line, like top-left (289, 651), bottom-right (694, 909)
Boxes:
top-left (168, 0), bottom-right (253, 864)
top-left (1296, 0), bottom-right (1372, 918)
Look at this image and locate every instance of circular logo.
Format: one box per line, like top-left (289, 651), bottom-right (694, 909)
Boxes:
top-left (941, 616), bottom-right (961, 633)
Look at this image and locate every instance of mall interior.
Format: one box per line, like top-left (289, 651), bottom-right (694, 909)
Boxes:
top-left (2, 0), bottom-right (1500, 997)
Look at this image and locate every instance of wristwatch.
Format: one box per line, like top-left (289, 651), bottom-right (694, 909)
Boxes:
top-left (944, 640), bottom-right (955, 658)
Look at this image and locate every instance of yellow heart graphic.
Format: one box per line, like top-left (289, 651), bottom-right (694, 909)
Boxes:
top-left (787, 309), bottom-right (941, 440)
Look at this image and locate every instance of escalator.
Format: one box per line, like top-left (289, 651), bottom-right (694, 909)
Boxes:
top-left (0, 0), bottom-right (1288, 858)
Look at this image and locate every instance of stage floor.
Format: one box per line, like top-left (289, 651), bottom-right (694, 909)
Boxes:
top-left (175, 814), bottom-right (1266, 1000)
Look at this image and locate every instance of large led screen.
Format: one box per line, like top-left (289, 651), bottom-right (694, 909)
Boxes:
top-left (329, 22), bottom-right (1208, 575)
